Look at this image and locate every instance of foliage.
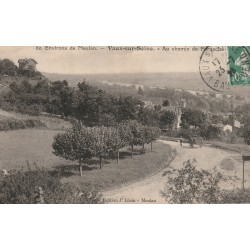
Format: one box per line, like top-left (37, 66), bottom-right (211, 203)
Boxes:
top-left (137, 86), bottom-right (144, 96)
top-left (0, 59), bottom-right (18, 76)
top-left (200, 125), bottom-right (221, 140)
top-left (177, 128), bottom-right (194, 139)
top-left (53, 119), bottom-right (162, 169)
top-left (0, 168), bottom-right (101, 204)
top-left (0, 118), bottom-right (46, 131)
top-left (160, 110), bottom-right (176, 129)
top-left (181, 108), bottom-right (207, 129)
top-left (52, 121), bottom-right (93, 174)
top-left (162, 159), bottom-right (229, 204)
top-left (240, 115), bottom-right (250, 145)
top-left (138, 106), bottom-right (161, 127)
top-left (162, 99), bottom-right (170, 107)
top-left (220, 189), bottom-right (250, 204)
top-left (88, 126), bottom-right (120, 168)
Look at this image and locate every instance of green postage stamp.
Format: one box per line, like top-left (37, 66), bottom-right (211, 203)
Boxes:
top-left (228, 46), bottom-right (250, 86)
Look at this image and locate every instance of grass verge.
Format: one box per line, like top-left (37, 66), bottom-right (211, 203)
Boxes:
top-left (60, 141), bottom-right (172, 192)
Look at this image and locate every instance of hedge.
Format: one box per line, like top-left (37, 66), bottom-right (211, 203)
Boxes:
top-left (0, 118), bottom-right (46, 131)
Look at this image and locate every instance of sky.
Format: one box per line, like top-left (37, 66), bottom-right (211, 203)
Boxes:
top-left (0, 46), bottom-right (202, 74)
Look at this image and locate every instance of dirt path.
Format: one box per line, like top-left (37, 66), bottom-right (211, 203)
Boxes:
top-left (103, 140), bottom-right (249, 204)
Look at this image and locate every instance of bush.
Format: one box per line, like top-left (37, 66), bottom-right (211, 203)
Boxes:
top-left (177, 128), bottom-right (195, 139)
top-left (161, 159), bottom-right (232, 204)
top-left (220, 189), bottom-right (250, 204)
top-left (0, 118), bottom-right (46, 132)
top-left (0, 168), bottom-right (101, 204)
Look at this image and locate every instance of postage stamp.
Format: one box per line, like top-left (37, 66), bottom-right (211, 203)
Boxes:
top-left (228, 46), bottom-right (250, 86)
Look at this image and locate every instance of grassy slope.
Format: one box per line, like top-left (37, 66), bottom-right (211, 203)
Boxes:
top-left (210, 141), bottom-right (250, 154)
top-left (0, 129), bottom-right (69, 170)
top-left (62, 141), bottom-right (172, 191)
top-left (0, 128), bottom-right (172, 192)
top-left (0, 109), bottom-right (71, 130)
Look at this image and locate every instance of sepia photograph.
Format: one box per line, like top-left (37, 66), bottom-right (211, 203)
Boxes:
top-left (0, 46), bottom-right (250, 204)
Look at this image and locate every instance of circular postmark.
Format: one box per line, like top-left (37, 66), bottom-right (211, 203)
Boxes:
top-left (199, 46), bottom-right (250, 92)
top-left (199, 46), bottom-right (229, 92)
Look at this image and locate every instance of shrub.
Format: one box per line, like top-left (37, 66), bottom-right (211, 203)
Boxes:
top-left (0, 168), bottom-right (101, 204)
top-left (0, 118), bottom-right (46, 132)
top-left (177, 128), bottom-right (194, 139)
top-left (161, 159), bottom-right (231, 204)
top-left (220, 189), bottom-right (250, 204)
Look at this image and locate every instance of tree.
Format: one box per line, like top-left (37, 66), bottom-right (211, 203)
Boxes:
top-left (137, 86), bottom-right (144, 96)
top-left (210, 114), bottom-right (224, 124)
top-left (120, 120), bottom-right (144, 157)
top-left (181, 108), bottom-right (207, 129)
top-left (200, 125), bottom-right (221, 140)
top-left (117, 122), bottom-right (133, 162)
top-left (160, 110), bottom-right (176, 129)
top-left (52, 121), bottom-right (93, 176)
top-left (117, 96), bottom-right (143, 122)
top-left (143, 126), bottom-right (161, 151)
top-left (162, 99), bottom-right (170, 107)
top-left (138, 107), bottom-right (161, 127)
top-left (0, 59), bottom-right (18, 76)
top-left (88, 126), bottom-right (119, 168)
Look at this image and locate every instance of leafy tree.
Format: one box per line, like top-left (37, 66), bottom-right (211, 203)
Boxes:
top-left (137, 86), bottom-right (144, 96)
top-left (241, 125), bottom-right (250, 145)
top-left (117, 96), bottom-right (143, 122)
top-left (143, 126), bottom-right (161, 151)
top-left (117, 122), bottom-right (133, 162)
top-left (88, 126), bottom-right (119, 168)
top-left (201, 125), bottom-right (221, 140)
top-left (210, 114), bottom-right (224, 124)
top-left (181, 108), bottom-right (207, 129)
top-left (0, 59), bottom-right (18, 76)
top-left (52, 121), bottom-right (93, 175)
top-left (162, 99), bottom-right (170, 107)
top-left (160, 110), bottom-right (176, 129)
top-left (119, 120), bottom-right (144, 157)
top-left (138, 107), bottom-right (161, 127)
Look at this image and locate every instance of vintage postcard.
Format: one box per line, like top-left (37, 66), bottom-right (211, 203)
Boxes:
top-left (0, 46), bottom-right (250, 204)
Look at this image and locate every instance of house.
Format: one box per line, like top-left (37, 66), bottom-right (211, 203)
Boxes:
top-left (18, 58), bottom-right (37, 72)
top-left (143, 101), bottom-right (155, 110)
top-left (223, 124), bottom-right (233, 133)
top-left (234, 120), bottom-right (241, 129)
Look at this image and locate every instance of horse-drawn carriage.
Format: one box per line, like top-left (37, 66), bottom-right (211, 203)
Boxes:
top-left (180, 135), bottom-right (203, 148)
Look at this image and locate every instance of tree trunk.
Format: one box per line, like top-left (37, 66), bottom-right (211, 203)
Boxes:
top-left (151, 142), bottom-right (153, 152)
top-left (79, 160), bottom-right (83, 176)
top-left (117, 150), bottom-right (120, 164)
top-left (131, 144), bottom-right (134, 158)
top-left (99, 156), bottom-right (102, 169)
top-left (141, 144), bottom-right (145, 153)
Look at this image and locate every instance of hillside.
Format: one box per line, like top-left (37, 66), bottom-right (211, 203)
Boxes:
top-left (43, 71), bottom-right (250, 98)
top-left (43, 72), bottom-right (250, 113)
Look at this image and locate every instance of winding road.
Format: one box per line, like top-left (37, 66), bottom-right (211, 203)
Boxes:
top-left (103, 140), bottom-right (249, 204)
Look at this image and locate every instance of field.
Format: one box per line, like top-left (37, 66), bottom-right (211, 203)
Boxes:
top-left (0, 128), bottom-right (173, 192)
